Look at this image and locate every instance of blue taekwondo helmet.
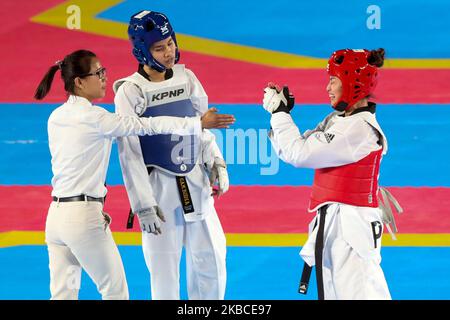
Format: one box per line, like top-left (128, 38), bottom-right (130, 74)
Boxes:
top-left (128, 10), bottom-right (180, 72)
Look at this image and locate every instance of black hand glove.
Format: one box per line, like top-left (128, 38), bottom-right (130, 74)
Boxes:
top-left (272, 86), bottom-right (295, 114)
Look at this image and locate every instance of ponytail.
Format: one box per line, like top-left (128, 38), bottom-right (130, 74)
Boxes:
top-left (34, 50), bottom-right (97, 100)
top-left (368, 48), bottom-right (385, 68)
top-left (34, 64), bottom-right (60, 100)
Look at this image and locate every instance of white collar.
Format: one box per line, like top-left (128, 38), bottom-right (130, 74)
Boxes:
top-left (67, 95), bottom-right (92, 107)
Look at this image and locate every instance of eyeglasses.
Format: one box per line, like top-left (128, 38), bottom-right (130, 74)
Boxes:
top-left (80, 67), bottom-right (107, 80)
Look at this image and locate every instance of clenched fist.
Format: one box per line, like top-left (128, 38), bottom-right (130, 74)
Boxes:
top-left (262, 83), bottom-right (295, 114)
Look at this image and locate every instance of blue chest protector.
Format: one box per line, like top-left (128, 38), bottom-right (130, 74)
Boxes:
top-left (113, 66), bottom-right (202, 175)
top-left (139, 98), bottom-right (200, 175)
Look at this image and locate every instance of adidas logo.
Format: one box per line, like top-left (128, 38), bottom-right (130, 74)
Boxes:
top-left (324, 133), bottom-right (335, 143)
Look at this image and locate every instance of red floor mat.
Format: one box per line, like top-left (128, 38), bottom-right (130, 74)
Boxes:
top-left (1, 185), bottom-right (448, 233)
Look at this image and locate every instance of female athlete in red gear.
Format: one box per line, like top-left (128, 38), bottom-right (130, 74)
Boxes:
top-left (263, 48), bottom-right (401, 300)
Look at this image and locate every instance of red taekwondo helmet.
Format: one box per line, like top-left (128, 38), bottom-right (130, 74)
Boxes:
top-left (327, 49), bottom-right (379, 111)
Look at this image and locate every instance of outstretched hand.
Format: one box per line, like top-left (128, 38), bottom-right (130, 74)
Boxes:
top-left (201, 108), bottom-right (235, 129)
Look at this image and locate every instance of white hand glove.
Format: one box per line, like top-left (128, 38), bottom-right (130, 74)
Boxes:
top-left (263, 87), bottom-right (287, 113)
top-left (208, 157), bottom-right (229, 198)
top-left (263, 85), bottom-right (295, 114)
top-left (136, 206), bottom-right (166, 235)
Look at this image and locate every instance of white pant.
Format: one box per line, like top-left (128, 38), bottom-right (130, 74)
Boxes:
top-left (141, 204), bottom-right (227, 300)
top-left (45, 201), bottom-right (129, 300)
top-left (300, 203), bottom-right (391, 300)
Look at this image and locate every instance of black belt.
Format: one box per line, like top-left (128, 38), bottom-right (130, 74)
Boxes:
top-left (126, 168), bottom-right (194, 229)
top-left (52, 195), bottom-right (104, 203)
top-left (314, 205), bottom-right (328, 300)
top-left (298, 205), bottom-right (328, 300)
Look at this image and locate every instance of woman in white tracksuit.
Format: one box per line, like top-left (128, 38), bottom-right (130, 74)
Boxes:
top-left (114, 11), bottom-right (232, 299)
top-left (35, 49), bottom-right (233, 300)
top-left (263, 48), bottom-right (400, 300)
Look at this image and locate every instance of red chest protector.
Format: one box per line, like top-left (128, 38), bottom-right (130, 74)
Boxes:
top-left (308, 148), bottom-right (383, 212)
